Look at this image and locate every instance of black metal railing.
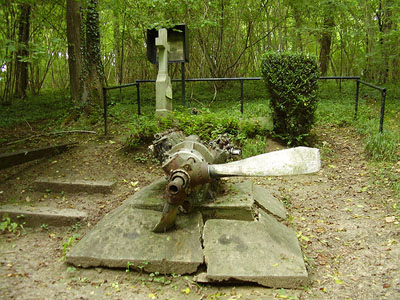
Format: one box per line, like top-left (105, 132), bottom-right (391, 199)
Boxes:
top-left (102, 76), bottom-right (386, 136)
top-left (356, 80), bottom-right (386, 133)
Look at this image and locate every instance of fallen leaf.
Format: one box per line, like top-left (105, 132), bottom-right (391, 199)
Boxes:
top-left (385, 216), bottom-right (395, 223)
top-left (181, 287), bottom-right (190, 294)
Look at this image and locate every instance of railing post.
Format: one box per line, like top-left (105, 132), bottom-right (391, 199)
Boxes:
top-left (354, 79), bottom-right (360, 120)
top-left (240, 79), bottom-right (244, 114)
top-left (379, 89), bottom-right (386, 133)
top-left (136, 83), bottom-right (141, 116)
top-left (103, 87), bottom-right (107, 136)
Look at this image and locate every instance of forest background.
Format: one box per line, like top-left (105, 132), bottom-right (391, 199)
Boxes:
top-left (1, 0), bottom-right (399, 106)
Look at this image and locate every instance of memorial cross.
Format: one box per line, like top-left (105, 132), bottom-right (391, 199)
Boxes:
top-left (155, 28), bottom-right (172, 116)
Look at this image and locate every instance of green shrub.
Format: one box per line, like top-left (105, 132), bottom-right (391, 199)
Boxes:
top-left (261, 51), bottom-right (320, 145)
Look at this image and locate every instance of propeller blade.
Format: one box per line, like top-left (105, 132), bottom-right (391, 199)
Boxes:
top-left (209, 146), bottom-right (320, 177)
top-left (152, 203), bottom-right (180, 233)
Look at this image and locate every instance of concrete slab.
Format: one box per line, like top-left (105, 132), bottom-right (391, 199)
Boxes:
top-left (253, 185), bottom-right (286, 220)
top-left (66, 208), bottom-right (204, 274)
top-left (128, 178), bottom-right (166, 211)
top-left (0, 205), bottom-right (87, 227)
top-left (199, 181), bottom-right (255, 221)
top-left (202, 211), bottom-right (308, 288)
top-left (34, 178), bottom-right (115, 194)
top-left (129, 179), bottom-right (255, 221)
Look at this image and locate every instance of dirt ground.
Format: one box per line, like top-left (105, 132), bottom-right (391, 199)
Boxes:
top-left (0, 124), bottom-right (399, 300)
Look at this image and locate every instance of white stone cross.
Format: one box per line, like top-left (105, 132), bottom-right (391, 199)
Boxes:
top-left (155, 28), bottom-right (172, 116)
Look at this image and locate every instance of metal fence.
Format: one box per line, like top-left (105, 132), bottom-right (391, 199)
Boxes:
top-left (102, 76), bottom-right (387, 136)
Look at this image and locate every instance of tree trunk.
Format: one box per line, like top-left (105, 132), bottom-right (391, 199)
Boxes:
top-left (84, 0), bottom-right (105, 109)
top-left (66, 0), bottom-right (84, 103)
top-left (66, 0), bottom-right (104, 111)
top-left (113, 21), bottom-right (120, 85)
top-left (15, 3), bottom-right (31, 99)
top-left (376, 0), bottom-right (393, 83)
top-left (319, 1), bottom-right (335, 76)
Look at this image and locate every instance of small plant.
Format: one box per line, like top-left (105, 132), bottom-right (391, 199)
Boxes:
top-left (68, 222), bottom-right (82, 233)
top-left (66, 266), bottom-right (77, 272)
top-left (0, 215), bottom-right (25, 235)
top-left (126, 261), bottom-right (134, 272)
top-left (61, 233), bottom-right (80, 259)
top-left (40, 224), bottom-right (49, 230)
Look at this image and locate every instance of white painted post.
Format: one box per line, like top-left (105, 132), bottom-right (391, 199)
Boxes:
top-left (155, 28), bottom-right (173, 116)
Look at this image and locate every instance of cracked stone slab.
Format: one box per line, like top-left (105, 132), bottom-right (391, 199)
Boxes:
top-left (129, 179), bottom-right (255, 221)
top-left (67, 207), bottom-right (204, 274)
top-left (34, 178), bottom-right (115, 194)
top-left (253, 185), bottom-right (286, 219)
top-left (199, 181), bottom-right (255, 221)
top-left (202, 210), bottom-right (308, 288)
top-left (0, 205), bottom-right (87, 227)
top-left (129, 178), bottom-right (166, 211)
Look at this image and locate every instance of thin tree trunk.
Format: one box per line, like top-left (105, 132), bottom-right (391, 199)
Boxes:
top-left (15, 3), bottom-right (31, 99)
top-left (84, 0), bottom-right (105, 109)
top-left (319, 2), bottom-right (335, 76)
top-left (66, 0), bottom-right (83, 103)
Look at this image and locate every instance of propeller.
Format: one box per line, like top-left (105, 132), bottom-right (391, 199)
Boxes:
top-left (153, 147), bottom-right (320, 233)
top-left (209, 146), bottom-right (320, 178)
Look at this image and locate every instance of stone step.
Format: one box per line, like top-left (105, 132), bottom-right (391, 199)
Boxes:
top-left (0, 143), bottom-right (76, 170)
top-left (0, 205), bottom-right (87, 227)
top-left (34, 178), bottom-right (116, 194)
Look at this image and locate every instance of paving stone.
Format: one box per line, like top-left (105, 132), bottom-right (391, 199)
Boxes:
top-left (66, 208), bottom-right (204, 274)
top-left (0, 205), bottom-right (87, 227)
top-left (129, 179), bottom-right (255, 221)
top-left (202, 210), bottom-right (308, 288)
top-left (253, 185), bottom-right (286, 219)
top-left (129, 178), bottom-right (166, 211)
top-left (34, 178), bottom-right (115, 194)
top-left (198, 181), bottom-right (255, 221)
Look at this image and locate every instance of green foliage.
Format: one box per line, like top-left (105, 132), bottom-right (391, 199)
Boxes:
top-left (261, 51), bottom-right (320, 145)
top-left (241, 136), bottom-right (268, 158)
top-left (125, 108), bottom-right (271, 152)
top-left (0, 89), bottom-right (70, 128)
top-left (0, 214), bottom-right (25, 235)
top-left (61, 233), bottom-right (80, 260)
top-left (364, 131), bottom-right (399, 162)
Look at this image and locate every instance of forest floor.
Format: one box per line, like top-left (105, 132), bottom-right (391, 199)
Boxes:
top-left (0, 122), bottom-right (399, 300)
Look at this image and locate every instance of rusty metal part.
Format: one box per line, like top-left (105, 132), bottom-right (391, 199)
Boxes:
top-left (165, 170), bottom-right (189, 204)
top-left (152, 203), bottom-right (180, 233)
top-left (153, 137), bottom-right (216, 232)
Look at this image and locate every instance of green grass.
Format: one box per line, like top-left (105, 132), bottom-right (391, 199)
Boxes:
top-left (0, 78), bottom-right (398, 199)
top-left (0, 89), bottom-right (71, 129)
